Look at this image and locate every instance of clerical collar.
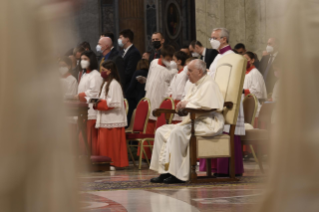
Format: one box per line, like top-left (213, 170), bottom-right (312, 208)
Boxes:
top-left (85, 69), bottom-right (91, 74)
top-left (195, 74), bottom-right (207, 86)
top-left (246, 65), bottom-right (255, 75)
top-left (219, 45), bottom-right (232, 54)
top-left (178, 67), bottom-right (184, 74)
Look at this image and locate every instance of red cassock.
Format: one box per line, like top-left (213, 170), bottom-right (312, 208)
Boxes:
top-left (95, 100), bottom-right (129, 168)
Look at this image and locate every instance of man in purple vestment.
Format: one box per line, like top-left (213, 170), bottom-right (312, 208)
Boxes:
top-left (201, 28), bottom-right (245, 177)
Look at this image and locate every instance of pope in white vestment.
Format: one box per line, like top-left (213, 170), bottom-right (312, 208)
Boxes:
top-left (150, 60), bottom-right (224, 183)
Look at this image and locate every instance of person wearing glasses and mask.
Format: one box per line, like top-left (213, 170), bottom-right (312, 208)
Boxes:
top-left (117, 29), bottom-right (141, 93)
top-left (189, 40), bottom-right (218, 69)
top-left (201, 28), bottom-right (245, 178)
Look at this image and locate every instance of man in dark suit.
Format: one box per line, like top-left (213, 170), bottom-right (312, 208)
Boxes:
top-left (259, 37), bottom-right (280, 93)
top-left (149, 32), bottom-right (165, 62)
top-left (118, 29), bottom-right (141, 93)
top-left (96, 36), bottom-right (124, 85)
top-left (189, 40), bottom-right (218, 69)
top-left (234, 43), bottom-right (260, 70)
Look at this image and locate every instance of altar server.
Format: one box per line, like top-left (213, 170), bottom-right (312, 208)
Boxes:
top-left (77, 50), bottom-right (103, 155)
top-left (141, 45), bottom-right (178, 159)
top-left (94, 60), bottom-right (129, 168)
top-left (166, 51), bottom-right (189, 122)
top-left (59, 57), bottom-right (78, 98)
top-left (243, 52), bottom-right (267, 116)
top-left (150, 59), bottom-right (224, 184)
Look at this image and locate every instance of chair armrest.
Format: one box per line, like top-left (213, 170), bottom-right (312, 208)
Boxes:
top-left (152, 109), bottom-right (176, 117)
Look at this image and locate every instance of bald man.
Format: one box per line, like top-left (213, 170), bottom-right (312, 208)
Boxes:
top-left (96, 37), bottom-right (124, 86)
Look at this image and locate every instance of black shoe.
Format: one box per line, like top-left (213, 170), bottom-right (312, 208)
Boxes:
top-left (163, 176), bottom-right (186, 184)
top-left (150, 173), bottom-right (171, 183)
top-left (213, 173), bottom-right (243, 177)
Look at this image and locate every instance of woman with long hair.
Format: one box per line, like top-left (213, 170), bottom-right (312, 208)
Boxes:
top-left (94, 60), bottom-right (129, 168)
top-left (77, 50), bottom-right (103, 155)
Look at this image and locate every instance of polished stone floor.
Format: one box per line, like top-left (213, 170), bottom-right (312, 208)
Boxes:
top-left (80, 160), bottom-right (267, 212)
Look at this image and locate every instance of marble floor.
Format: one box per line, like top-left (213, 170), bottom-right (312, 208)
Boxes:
top-left (80, 160), bottom-right (267, 212)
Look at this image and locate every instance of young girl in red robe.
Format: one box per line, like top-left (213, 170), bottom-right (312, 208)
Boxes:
top-left (94, 60), bottom-right (129, 168)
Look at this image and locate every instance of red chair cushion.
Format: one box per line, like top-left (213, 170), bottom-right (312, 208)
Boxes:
top-left (133, 99), bottom-right (149, 132)
top-left (90, 155), bottom-right (112, 163)
top-left (155, 99), bottom-right (174, 129)
top-left (126, 133), bottom-right (155, 140)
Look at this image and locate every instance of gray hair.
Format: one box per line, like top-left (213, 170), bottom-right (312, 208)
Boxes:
top-left (213, 28), bottom-right (230, 43)
top-left (193, 59), bottom-right (207, 74)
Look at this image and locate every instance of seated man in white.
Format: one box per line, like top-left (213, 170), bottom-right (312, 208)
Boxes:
top-left (150, 59), bottom-right (225, 184)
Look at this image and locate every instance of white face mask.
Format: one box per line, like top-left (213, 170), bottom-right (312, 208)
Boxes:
top-left (59, 67), bottom-right (69, 75)
top-left (118, 39), bottom-right (124, 48)
top-left (266, 45), bottom-right (274, 53)
top-left (81, 60), bottom-right (90, 69)
top-left (162, 59), bottom-right (170, 67)
top-left (192, 52), bottom-right (200, 58)
top-left (210, 39), bottom-right (221, 50)
top-left (96, 45), bottom-right (102, 53)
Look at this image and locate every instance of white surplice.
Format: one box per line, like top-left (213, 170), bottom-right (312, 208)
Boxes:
top-left (61, 74), bottom-right (78, 98)
top-left (208, 49), bottom-right (245, 135)
top-left (145, 59), bottom-right (177, 120)
top-left (244, 67), bottom-right (267, 116)
top-left (150, 74), bottom-right (225, 181)
top-left (166, 66), bottom-right (189, 121)
top-left (95, 79), bottom-right (127, 128)
top-left (78, 70), bottom-right (103, 120)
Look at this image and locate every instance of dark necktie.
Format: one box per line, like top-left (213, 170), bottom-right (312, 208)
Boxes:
top-left (263, 55), bottom-right (274, 80)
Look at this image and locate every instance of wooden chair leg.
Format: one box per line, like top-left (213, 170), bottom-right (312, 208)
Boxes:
top-left (229, 126), bottom-right (236, 179)
top-left (127, 141), bottom-right (136, 167)
top-left (206, 159), bottom-right (212, 177)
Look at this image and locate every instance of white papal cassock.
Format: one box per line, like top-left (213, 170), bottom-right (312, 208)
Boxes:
top-left (145, 59), bottom-right (177, 120)
top-left (243, 67), bottom-right (267, 116)
top-left (150, 74), bottom-right (225, 181)
top-left (208, 46), bottom-right (245, 136)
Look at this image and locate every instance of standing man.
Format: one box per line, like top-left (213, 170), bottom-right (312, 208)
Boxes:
top-left (149, 32), bottom-right (165, 62)
top-left (118, 29), bottom-right (141, 93)
top-left (206, 28), bottom-right (245, 177)
top-left (234, 43), bottom-right (260, 69)
top-left (96, 37), bottom-right (124, 87)
top-left (259, 37), bottom-right (280, 93)
top-left (189, 40), bottom-right (218, 69)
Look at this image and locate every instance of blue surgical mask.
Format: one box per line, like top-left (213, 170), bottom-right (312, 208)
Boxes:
top-left (118, 39), bottom-right (124, 48)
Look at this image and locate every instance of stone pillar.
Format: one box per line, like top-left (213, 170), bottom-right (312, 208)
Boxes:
top-left (118, 0), bottom-right (146, 53)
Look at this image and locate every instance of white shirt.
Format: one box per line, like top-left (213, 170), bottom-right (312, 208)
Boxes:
top-left (145, 59), bottom-right (178, 120)
top-left (166, 66), bottom-right (189, 121)
top-left (201, 48), bottom-right (207, 61)
top-left (78, 70), bottom-right (103, 120)
top-left (95, 80), bottom-right (127, 128)
top-left (61, 74), bottom-right (78, 98)
top-left (244, 67), bottom-right (267, 116)
top-left (122, 44), bottom-right (133, 58)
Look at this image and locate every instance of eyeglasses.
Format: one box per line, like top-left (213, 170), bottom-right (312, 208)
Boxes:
top-left (208, 37), bottom-right (224, 42)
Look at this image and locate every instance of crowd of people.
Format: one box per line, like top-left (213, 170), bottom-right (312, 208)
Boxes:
top-left (58, 27), bottom-right (280, 182)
